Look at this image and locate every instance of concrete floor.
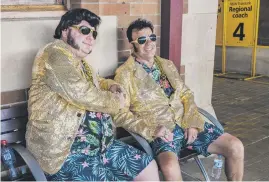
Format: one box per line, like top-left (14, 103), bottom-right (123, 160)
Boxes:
top-left (181, 76), bottom-right (269, 181)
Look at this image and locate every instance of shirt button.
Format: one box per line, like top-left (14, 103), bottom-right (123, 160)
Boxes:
top-left (77, 113), bottom-right (82, 117)
top-left (169, 104), bottom-right (172, 107)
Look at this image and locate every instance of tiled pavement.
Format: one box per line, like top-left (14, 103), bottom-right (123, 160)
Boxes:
top-left (181, 76), bottom-right (269, 181)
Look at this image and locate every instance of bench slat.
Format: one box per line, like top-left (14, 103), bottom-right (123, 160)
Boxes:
top-left (1, 118), bottom-right (28, 133)
top-left (1, 104), bottom-right (28, 121)
top-left (1, 130), bottom-right (26, 144)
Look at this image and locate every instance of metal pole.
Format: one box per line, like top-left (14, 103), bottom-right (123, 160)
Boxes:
top-left (222, 0), bottom-right (227, 74)
top-left (251, 0), bottom-right (260, 77)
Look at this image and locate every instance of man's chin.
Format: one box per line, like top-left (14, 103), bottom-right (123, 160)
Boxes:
top-left (147, 53), bottom-right (156, 59)
top-left (145, 51), bottom-right (156, 57)
top-left (82, 49), bottom-right (92, 55)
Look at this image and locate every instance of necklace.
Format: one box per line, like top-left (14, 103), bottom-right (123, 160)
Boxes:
top-left (81, 60), bottom-right (93, 82)
top-left (154, 57), bottom-right (168, 88)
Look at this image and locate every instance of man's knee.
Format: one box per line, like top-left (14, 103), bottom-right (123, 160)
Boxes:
top-left (157, 152), bottom-right (180, 172)
top-left (226, 136), bottom-right (244, 159)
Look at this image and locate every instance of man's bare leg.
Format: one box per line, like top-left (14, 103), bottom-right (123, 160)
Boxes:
top-left (207, 133), bottom-right (244, 181)
top-left (157, 151), bottom-right (182, 181)
top-left (134, 160), bottom-right (160, 181)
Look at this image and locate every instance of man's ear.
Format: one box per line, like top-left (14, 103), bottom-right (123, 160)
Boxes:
top-left (62, 29), bottom-right (68, 39)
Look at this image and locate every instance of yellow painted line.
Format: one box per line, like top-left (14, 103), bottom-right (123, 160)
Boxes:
top-left (216, 45), bottom-right (269, 48)
top-left (257, 46), bottom-right (269, 49)
top-left (244, 75), bottom-right (264, 81)
top-left (214, 73), bottom-right (226, 76)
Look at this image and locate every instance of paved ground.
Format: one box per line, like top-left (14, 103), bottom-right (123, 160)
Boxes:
top-left (181, 76), bottom-right (269, 181)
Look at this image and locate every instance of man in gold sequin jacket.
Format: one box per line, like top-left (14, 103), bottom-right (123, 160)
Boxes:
top-left (114, 19), bottom-right (244, 181)
top-left (26, 10), bottom-right (160, 181)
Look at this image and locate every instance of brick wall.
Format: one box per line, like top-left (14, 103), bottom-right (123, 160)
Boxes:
top-left (71, 0), bottom-right (161, 64)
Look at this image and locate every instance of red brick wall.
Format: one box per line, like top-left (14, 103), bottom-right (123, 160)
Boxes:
top-left (71, 0), bottom-right (161, 64)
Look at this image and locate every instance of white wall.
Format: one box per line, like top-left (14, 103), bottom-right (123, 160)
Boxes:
top-left (1, 12), bottom-right (117, 92)
top-left (181, 0), bottom-right (218, 117)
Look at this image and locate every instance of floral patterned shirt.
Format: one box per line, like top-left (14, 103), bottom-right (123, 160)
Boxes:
top-left (139, 61), bottom-right (174, 97)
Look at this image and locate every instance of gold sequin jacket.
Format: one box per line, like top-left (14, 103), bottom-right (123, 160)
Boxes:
top-left (26, 40), bottom-right (121, 174)
top-left (114, 56), bottom-right (205, 142)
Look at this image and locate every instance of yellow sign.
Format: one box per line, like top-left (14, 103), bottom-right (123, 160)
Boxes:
top-left (216, 0), bottom-right (224, 45)
top-left (226, 0), bottom-right (256, 46)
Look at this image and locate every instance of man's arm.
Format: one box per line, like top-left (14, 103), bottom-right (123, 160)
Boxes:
top-left (168, 60), bottom-right (205, 132)
top-left (98, 76), bottom-right (119, 91)
top-left (44, 48), bottom-right (121, 115)
top-left (113, 70), bottom-right (159, 142)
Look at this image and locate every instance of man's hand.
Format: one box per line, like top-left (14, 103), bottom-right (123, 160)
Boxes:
top-left (184, 127), bottom-right (198, 144)
top-left (109, 84), bottom-right (123, 94)
top-left (110, 84), bottom-right (125, 109)
top-left (154, 125), bottom-right (174, 142)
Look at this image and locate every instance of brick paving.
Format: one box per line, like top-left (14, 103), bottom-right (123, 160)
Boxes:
top-left (181, 76), bottom-right (269, 181)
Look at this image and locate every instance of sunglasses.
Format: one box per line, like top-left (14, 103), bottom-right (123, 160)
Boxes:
top-left (71, 25), bottom-right (98, 39)
top-left (131, 34), bottom-right (157, 45)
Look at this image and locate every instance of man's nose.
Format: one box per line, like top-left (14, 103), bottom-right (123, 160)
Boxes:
top-left (146, 38), bottom-right (154, 45)
top-left (86, 34), bottom-right (94, 41)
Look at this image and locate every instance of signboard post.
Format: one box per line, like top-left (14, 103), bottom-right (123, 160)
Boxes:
top-left (251, 0), bottom-right (260, 77)
top-left (216, 0), bottom-right (224, 46)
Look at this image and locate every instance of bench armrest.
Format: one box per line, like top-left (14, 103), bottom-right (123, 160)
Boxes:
top-left (11, 144), bottom-right (47, 181)
top-left (126, 131), bottom-right (154, 156)
top-left (198, 107), bottom-right (224, 132)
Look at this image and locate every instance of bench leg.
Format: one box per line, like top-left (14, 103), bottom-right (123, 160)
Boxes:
top-left (194, 156), bottom-right (210, 182)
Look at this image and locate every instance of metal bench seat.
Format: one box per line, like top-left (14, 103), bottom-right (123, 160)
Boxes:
top-left (1, 103), bottom-right (47, 181)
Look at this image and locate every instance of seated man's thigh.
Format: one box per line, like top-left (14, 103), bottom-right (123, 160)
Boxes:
top-left (150, 124), bottom-right (185, 158)
top-left (187, 122), bottom-right (224, 157)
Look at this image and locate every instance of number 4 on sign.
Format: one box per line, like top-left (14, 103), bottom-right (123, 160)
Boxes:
top-left (233, 23), bottom-right (245, 41)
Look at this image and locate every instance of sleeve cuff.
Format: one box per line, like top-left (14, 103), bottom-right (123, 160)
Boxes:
top-left (181, 111), bottom-right (205, 132)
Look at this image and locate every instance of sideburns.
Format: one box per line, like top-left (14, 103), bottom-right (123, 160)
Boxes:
top-left (132, 43), bottom-right (138, 52)
top-left (67, 30), bottom-right (80, 50)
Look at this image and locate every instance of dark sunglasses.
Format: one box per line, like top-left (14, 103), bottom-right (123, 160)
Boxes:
top-left (131, 34), bottom-right (157, 45)
top-left (71, 25), bottom-right (98, 39)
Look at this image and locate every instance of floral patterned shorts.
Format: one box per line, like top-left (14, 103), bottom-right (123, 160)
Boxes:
top-left (150, 122), bottom-right (224, 158)
top-left (46, 111), bottom-right (154, 181)
top-left (46, 140), bottom-right (153, 181)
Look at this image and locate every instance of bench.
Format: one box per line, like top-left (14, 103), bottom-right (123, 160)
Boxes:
top-left (1, 101), bottom-right (223, 181)
top-left (1, 102), bottom-right (47, 181)
top-left (117, 108), bottom-right (224, 181)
